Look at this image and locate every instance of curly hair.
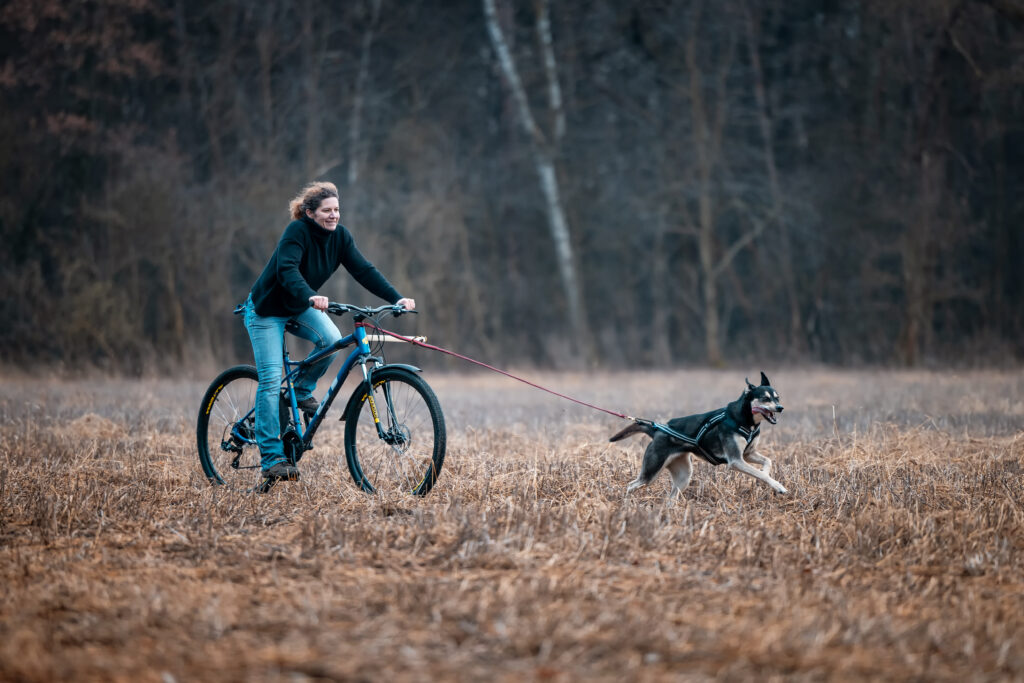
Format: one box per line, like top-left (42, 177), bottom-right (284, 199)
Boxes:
top-left (289, 181), bottom-right (340, 220)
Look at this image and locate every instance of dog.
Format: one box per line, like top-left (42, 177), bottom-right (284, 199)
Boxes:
top-left (611, 372), bottom-right (787, 498)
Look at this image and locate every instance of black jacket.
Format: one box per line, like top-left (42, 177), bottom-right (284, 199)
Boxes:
top-left (250, 217), bottom-right (402, 317)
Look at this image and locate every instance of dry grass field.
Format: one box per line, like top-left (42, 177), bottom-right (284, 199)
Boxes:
top-left (0, 367), bottom-right (1022, 681)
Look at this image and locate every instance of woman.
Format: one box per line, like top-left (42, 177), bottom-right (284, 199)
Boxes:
top-left (244, 181), bottom-right (415, 482)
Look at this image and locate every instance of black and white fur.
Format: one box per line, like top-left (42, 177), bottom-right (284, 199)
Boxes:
top-left (611, 372), bottom-right (787, 498)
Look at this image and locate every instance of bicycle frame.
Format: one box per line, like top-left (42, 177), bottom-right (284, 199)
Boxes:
top-left (232, 317), bottom-right (406, 454)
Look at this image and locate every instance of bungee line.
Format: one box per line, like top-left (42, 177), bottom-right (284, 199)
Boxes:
top-left (365, 323), bottom-right (749, 458)
top-left (364, 323), bottom-right (638, 422)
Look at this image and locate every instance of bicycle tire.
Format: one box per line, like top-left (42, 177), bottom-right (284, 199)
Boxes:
top-left (342, 367), bottom-right (446, 496)
top-left (197, 364), bottom-right (262, 488)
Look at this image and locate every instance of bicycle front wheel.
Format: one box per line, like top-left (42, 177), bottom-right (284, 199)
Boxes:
top-left (197, 364), bottom-right (261, 489)
top-left (343, 367), bottom-right (446, 496)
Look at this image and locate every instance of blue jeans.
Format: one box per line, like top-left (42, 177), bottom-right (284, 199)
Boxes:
top-left (243, 295), bottom-right (342, 469)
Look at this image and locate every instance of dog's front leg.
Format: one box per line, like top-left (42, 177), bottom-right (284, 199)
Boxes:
top-left (729, 438), bottom-right (788, 494)
top-left (744, 449), bottom-right (772, 476)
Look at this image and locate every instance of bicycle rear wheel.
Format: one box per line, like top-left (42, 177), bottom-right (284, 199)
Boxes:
top-left (197, 364), bottom-right (261, 488)
top-left (343, 367), bottom-right (446, 496)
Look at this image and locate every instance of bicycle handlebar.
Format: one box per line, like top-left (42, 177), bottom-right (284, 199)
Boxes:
top-left (326, 302), bottom-right (417, 318)
top-left (233, 301), bottom-right (415, 318)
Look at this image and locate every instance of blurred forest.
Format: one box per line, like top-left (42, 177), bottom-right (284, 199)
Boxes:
top-left (1, 0), bottom-right (1022, 373)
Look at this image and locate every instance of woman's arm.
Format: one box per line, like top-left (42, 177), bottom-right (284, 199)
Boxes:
top-left (337, 229), bottom-right (404, 304)
top-left (276, 226), bottom-right (318, 303)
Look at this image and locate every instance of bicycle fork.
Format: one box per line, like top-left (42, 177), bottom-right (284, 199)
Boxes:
top-left (359, 361), bottom-right (406, 446)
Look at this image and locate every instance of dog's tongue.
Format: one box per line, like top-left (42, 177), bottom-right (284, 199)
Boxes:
top-left (753, 406), bottom-right (776, 423)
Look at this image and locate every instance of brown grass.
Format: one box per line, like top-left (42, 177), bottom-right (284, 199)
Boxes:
top-left (0, 369), bottom-right (1022, 681)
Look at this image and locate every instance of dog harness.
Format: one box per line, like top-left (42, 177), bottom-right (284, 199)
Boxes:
top-left (640, 411), bottom-right (760, 466)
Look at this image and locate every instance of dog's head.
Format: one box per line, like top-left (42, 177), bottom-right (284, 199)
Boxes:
top-left (745, 371), bottom-right (783, 425)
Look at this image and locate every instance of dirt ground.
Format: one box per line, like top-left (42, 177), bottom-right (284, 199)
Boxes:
top-left (0, 368), bottom-right (1022, 681)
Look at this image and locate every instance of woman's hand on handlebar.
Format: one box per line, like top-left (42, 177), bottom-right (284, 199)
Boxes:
top-left (396, 297), bottom-right (416, 311)
top-left (309, 295), bottom-right (329, 311)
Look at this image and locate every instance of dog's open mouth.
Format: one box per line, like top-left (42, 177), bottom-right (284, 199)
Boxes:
top-left (752, 406), bottom-right (777, 424)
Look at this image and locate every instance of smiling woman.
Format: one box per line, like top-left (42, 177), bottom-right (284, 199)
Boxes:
top-left (288, 181), bottom-right (341, 231)
top-left (243, 181), bottom-right (416, 483)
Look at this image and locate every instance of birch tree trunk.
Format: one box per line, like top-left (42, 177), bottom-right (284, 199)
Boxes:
top-left (482, 0), bottom-right (590, 352)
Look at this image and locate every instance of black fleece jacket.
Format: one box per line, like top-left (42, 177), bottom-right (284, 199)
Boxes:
top-left (250, 216), bottom-right (402, 317)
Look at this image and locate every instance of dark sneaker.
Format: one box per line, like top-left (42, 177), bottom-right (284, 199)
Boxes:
top-left (296, 396), bottom-right (319, 415)
top-left (263, 461), bottom-right (300, 481)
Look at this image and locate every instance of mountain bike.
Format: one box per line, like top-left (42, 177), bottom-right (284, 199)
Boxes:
top-left (196, 302), bottom-right (446, 495)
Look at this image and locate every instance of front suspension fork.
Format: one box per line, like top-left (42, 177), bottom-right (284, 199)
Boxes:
top-left (360, 359), bottom-right (397, 441)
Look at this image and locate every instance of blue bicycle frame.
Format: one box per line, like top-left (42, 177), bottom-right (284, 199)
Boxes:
top-left (231, 315), bottom-right (417, 452)
top-left (280, 321), bottom-right (374, 442)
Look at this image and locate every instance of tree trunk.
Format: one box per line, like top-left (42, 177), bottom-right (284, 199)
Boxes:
top-left (482, 0), bottom-right (591, 355)
top-left (256, 5), bottom-right (277, 167)
top-left (347, 0), bottom-right (382, 194)
top-left (697, 185), bottom-right (722, 367)
top-left (301, 0), bottom-right (324, 180)
top-left (744, 6), bottom-right (803, 353)
top-left (686, 29), bottom-right (723, 366)
top-left (900, 150), bottom-right (939, 365)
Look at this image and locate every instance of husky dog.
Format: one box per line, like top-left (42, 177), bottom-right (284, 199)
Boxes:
top-left (611, 372), bottom-right (787, 498)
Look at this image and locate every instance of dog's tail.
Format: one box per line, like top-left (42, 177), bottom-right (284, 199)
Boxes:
top-left (609, 422), bottom-right (655, 442)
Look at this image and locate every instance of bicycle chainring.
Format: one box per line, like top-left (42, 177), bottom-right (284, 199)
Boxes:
top-left (282, 428), bottom-right (305, 466)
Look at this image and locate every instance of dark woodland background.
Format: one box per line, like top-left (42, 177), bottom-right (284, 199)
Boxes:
top-left (2, 0), bottom-right (1022, 373)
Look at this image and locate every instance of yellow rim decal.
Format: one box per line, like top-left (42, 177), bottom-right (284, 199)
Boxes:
top-left (205, 385), bottom-right (223, 416)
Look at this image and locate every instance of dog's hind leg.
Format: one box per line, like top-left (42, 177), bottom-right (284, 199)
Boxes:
top-left (625, 478), bottom-right (646, 494)
top-left (665, 453), bottom-right (694, 500)
top-left (626, 439), bottom-right (671, 494)
top-left (663, 453), bottom-right (694, 506)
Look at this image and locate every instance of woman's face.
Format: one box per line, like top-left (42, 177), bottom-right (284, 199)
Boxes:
top-left (307, 196), bottom-right (340, 231)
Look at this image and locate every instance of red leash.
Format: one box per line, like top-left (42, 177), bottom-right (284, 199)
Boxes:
top-left (366, 324), bottom-right (636, 422)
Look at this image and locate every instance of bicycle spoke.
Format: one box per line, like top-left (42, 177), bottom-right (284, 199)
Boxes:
top-left (344, 368), bottom-right (445, 496)
top-left (197, 366), bottom-right (262, 489)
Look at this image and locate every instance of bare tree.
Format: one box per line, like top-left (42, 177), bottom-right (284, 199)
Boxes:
top-left (682, 4), bottom-right (764, 365)
top-left (743, 3), bottom-right (803, 352)
top-left (482, 0), bottom-right (591, 353)
top-left (348, 0), bottom-right (383, 192)
top-left (3, 0), bottom-right (1024, 370)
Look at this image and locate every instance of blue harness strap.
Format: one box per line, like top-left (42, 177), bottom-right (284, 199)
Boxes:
top-left (642, 411), bottom-right (760, 466)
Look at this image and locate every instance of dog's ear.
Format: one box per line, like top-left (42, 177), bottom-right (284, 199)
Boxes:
top-left (745, 377), bottom-right (755, 392)
top-left (760, 371), bottom-right (771, 387)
